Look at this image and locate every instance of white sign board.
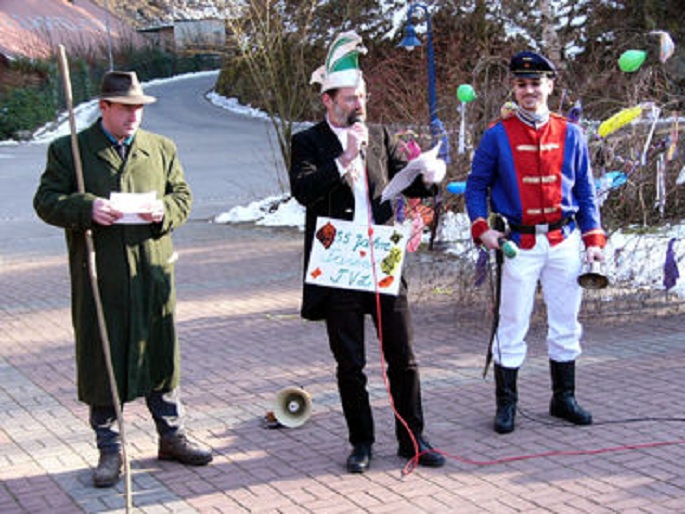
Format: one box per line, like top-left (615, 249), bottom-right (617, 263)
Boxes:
top-left (305, 217), bottom-right (409, 296)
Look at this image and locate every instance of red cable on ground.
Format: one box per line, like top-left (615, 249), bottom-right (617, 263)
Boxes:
top-left (417, 437), bottom-right (685, 472)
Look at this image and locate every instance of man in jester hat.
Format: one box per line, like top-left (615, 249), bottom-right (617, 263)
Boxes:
top-left (289, 30), bottom-right (446, 473)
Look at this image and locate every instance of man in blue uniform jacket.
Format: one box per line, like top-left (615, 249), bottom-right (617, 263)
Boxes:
top-left (466, 51), bottom-right (606, 434)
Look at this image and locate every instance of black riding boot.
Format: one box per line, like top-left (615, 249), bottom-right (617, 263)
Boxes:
top-left (494, 364), bottom-right (518, 434)
top-left (549, 360), bottom-right (592, 425)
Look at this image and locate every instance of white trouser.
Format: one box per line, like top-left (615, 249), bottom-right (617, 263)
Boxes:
top-left (493, 230), bottom-right (583, 368)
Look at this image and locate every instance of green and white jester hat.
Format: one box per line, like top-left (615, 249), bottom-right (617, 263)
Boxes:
top-left (310, 30), bottom-right (367, 93)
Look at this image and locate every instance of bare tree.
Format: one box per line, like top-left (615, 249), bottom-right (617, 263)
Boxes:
top-left (223, 0), bottom-right (320, 174)
top-left (540, 0), bottom-right (562, 70)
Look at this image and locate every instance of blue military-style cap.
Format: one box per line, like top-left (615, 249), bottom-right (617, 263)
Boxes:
top-left (509, 51), bottom-right (556, 78)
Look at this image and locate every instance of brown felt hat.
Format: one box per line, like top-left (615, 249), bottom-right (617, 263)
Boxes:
top-left (100, 71), bottom-right (156, 105)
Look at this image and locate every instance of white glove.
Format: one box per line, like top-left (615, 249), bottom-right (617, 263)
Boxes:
top-left (421, 158), bottom-right (446, 185)
top-left (585, 246), bottom-right (605, 263)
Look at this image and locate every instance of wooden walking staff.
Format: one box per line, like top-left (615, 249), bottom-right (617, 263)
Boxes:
top-left (56, 44), bottom-right (133, 512)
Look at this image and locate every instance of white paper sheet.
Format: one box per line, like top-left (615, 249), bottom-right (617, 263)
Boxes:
top-left (109, 191), bottom-right (157, 225)
top-left (381, 142), bottom-right (442, 203)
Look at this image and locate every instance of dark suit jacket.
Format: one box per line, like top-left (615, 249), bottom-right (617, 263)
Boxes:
top-left (289, 120), bottom-right (437, 320)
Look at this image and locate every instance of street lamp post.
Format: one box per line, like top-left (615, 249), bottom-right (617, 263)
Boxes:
top-left (399, 2), bottom-right (449, 250)
top-left (398, 2), bottom-right (449, 164)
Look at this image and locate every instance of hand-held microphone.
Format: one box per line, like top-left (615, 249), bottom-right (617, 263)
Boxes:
top-left (498, 237), bottom-right (518, 259)
top-left (350, 115), bottom-right (367, 158)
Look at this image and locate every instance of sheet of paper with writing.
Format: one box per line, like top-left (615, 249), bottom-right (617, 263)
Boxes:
top-left (109, 191), bottom-right (157, 224)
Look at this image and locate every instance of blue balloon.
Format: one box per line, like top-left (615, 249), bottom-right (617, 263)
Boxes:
top-left (447, 181), bottom-right (466, 195)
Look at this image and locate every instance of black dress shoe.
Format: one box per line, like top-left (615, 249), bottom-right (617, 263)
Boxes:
top-left (397, 437), bottom-right (445, 468)
top-left (346, 443), bottom-right (372, 473)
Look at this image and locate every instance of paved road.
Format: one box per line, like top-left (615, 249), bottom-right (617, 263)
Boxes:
top-left (142, 72), bottom-right (289, 221)
top-left (2, 73), bottom-right (685, 513)
top-left (0, 71), bottom-right (285, 257)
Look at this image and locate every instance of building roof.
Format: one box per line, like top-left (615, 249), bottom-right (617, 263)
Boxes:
top-left (0, 0), bottom-right (136, 59)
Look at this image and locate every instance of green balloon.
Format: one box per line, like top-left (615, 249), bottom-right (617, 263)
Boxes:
top-left (457, 84), bottom-right (477, 103)
top-left (618, 50), bottom-right (647, 73)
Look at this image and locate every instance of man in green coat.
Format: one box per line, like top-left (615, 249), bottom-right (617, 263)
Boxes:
top-left (34, 71), bottom-right (212, 488)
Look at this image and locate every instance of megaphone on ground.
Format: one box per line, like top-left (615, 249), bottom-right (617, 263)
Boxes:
top-left (272, 387), bottom-right (312, 428)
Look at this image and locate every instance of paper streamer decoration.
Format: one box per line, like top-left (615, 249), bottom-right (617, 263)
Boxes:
top-left (649, 30), bottom-right (675, 63)
top-left (640, 105), bottom-right (661, 165)
top-left (474, 248), bottom-right (489, 287)
top-left (595, 171), bottom-right (628, 192)
top-left (395, 195), bottom-right (406, 223)
top-left (458, 103), bottom-right (466, 155)
top-left (456, 85), bottom-right (476, 155)
top-left (500, 101), bottom-right (518, 120)
top-left (666, 114), bottom-right (679, 162)
top-left (597, 105), bottom-right (645, 138)
top-left (663, 237), bottom-right (679, 290)
top-left (655, 154), bottom-right (666, 217)
top-left (676, 165), bottom-right (685, 186)
top-left (567, 100), bottom-right (582, 124)
top-left (595, 171), bottom-right (628, 207)
top-left (406, 199), bottom-right (424, 253)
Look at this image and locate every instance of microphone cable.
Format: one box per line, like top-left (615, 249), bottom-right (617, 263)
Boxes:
top-left (359, 141), bottom-right (425, 475)
top-left (431, 435), bottom-right (685, 468)
top-left (460, 245), bottom-right (685, 467)
top-left (516, 406), bottom-right (685, 427)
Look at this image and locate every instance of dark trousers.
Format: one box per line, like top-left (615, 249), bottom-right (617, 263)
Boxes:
top-left (324, 286), bottom-right (424, 448)
top-left (89, 387), bottom-right (185, 453)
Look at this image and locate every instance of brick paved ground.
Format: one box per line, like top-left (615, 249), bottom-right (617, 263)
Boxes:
top-left (3, 72), bottom-right (685, 513)
top-left (3, 217), bottom-right (685, 514)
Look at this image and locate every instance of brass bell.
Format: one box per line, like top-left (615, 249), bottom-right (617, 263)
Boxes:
top-left (578, 261), bottom-right (609, 290)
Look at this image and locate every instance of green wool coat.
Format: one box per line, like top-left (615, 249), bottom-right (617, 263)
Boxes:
top-left (33, 120), bottom-right (192, 406)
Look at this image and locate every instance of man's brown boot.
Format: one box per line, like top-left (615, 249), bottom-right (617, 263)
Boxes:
top-left (93, 451), bottom-right (123, 488)
top-left (158, 434), bottom-right (212, 466)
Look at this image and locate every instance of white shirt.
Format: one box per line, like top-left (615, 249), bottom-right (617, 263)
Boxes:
top-left (326, 117), bottom-right (372, 225)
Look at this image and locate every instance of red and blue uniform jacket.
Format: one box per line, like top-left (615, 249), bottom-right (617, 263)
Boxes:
top-left (465, 112), bottom-right (606, 250)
